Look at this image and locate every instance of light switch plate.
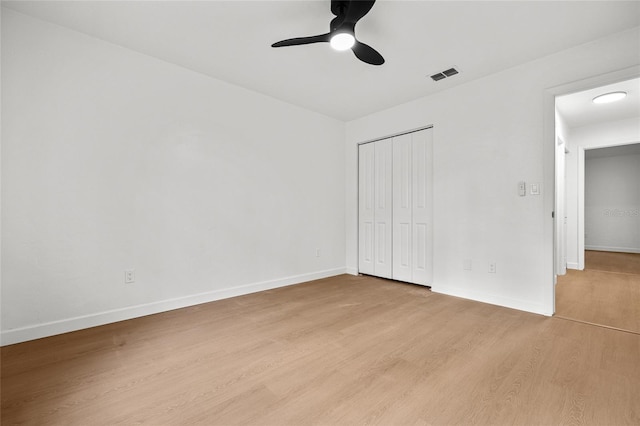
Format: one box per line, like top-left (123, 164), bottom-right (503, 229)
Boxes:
top-left (518, 181), bottom-right (526, 197)
top-left (530, 183), bottom-right (540, 195)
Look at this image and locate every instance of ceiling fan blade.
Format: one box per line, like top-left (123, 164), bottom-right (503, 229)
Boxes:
top-left (272, 33), bottom-right (331, 48)
top-left (352, 40), bottom-right (384, 65)
top-left (330, 0), bottom-right (344, 17)
top-left (344, 0), bottom-right (376, 23)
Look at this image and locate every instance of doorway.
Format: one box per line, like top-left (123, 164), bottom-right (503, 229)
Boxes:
top-left (553, 77), bottom-right (640, 333)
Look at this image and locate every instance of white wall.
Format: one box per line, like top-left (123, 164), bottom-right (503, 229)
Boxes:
top-left (0, 5), bottom-right (3, 339)
top-left (585, 151), bottom-right (640, 252)
top-left (1, 10), bottom-right (346, 345)
top-left (346, 27), bottom-right (640, 316)
top-left (555, 110), bottom-right (571, 144)
top-left (565, 117), bottom-right (640, 268)
top-left (569, 117), bottom-right (640, 149)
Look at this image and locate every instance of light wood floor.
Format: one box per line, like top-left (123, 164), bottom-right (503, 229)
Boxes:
top-left (584, 250), bottom-right (640, 275)
top-left (3, 274), bottom-right (640, 425)
top-left (556, 251), bottom-right (640, 334)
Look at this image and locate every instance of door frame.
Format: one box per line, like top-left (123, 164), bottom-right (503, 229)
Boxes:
top-left (579, 141), bottom-right (640, 267)
top-left (555, 135), bottom-right (567, 277)
top-left (543, 65), bottom-right (640, 315)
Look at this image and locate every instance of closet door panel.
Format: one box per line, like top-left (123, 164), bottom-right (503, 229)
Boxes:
top-left (358, 142), bottom-right (375, 275)
top-left (374, 139), bottom-right (393, 278)
top-left (359, 128), bottom-right (432, 284)
top-left (393, 134), bottom-right (413, 282)
top-left (411, 129), bottom-right (433, 285)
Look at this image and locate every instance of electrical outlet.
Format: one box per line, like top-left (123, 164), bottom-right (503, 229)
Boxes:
top-left (463, 259), bottom-right (472, 270)
top-left (488, 262), bottom-right (496, 274)
top-left (125, 269), bottom-right (135, 283)
top-left (316, 248), bottom-right (321, 258)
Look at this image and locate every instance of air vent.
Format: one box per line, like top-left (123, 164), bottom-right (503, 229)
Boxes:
top-left (430, 67), bottom-right (459, 81)
top-left (443, 68), bottom-right (458, 77)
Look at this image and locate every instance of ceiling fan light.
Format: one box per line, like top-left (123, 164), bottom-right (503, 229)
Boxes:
top-left (592, 91), bottom-right (627, 104)
top-left (330, 32), bottom-right (355, 51)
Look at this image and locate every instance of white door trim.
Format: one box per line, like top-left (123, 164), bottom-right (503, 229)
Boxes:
top-left (544, 65), bottom-right (640, 315)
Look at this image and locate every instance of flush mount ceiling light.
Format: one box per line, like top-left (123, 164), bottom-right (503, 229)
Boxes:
top-left (592, 91), bottom-right (627, 104)
top-left (330, 32), bottom-right (355, 51)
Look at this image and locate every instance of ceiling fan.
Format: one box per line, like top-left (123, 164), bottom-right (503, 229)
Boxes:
top-left (271, 0), bottom-right (384, 66)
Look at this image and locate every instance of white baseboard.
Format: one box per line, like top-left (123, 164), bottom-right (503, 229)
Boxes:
top-left (345, 267), bottom-right (359, 276)
top-left (1, 268), bottom-right (346, 346)
top-left (567, 262), bottom-right (580, 270)
top-left (431, 284), bottom-right (551, 317)
top-left (585, 246), bottom-right (640, 254)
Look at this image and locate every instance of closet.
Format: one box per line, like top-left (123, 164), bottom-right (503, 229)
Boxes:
top-left (358, 128), bottom-right (433, 286)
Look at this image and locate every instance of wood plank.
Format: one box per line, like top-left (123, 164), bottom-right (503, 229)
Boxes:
top-left (585, 250), bottom-right (640, 275)
top-left (2, 274), bottom-right (639, 425)
top-left (556, 251), bottom-right (640, 334)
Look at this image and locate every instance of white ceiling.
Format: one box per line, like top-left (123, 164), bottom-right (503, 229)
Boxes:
top-left (556, 78), bottom-right (640, 128)
top-left (4, 1), bottom-right (640, 121)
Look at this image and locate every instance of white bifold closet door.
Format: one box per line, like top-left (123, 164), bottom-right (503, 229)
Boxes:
top-left (358, 138), bottom-right (392, 278)
top-left (392, 129), bottom-right (433, 285)
top-left (358, 128), bottom-right (433, 286)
